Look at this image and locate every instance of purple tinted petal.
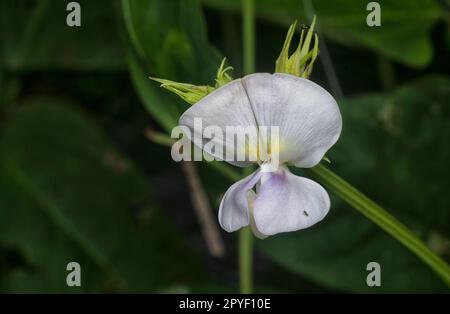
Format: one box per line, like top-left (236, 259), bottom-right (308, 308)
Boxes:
top-left (218, 169), bottom-right (263, 232)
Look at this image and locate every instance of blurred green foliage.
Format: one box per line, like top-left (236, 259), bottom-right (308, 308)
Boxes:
top-left (0, 99), bottom-right (203, 292)
top-left (0, 0), bottom-right (449, 293)
top-left (202, 0), bottom-right (443, 67)
top-left (0, 0), bottom-right (124, 70)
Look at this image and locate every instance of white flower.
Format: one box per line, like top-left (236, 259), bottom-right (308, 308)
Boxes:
top-left (179, 73), bottom-right (342, 237)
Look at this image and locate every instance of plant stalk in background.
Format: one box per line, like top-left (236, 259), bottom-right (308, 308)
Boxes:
top-left (240, 0), bottom-right (255, 294)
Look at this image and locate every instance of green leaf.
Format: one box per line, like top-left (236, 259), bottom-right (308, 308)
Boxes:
top-left (202, 0), bottom-right (442, 67)
top-left (258, 76), bottom-right (450, 292)
top-left (0, 0), bottom-right (124, 71)
top-left (0, 99), bottom-right (202, 292)
top-left (121, 0), bottom-right (224, 129)
top-left (127, 52), bottom-right (182, 131)
top-left (122, 0), bottom-right (221, 82)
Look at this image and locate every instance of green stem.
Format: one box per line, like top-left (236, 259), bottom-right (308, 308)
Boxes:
top-left (309, 164), bottom-right (450, 287)
top-left (240, 0), bottom-right (255, 294)
top-left (242, 0), bottom-right (255, 75)
top-left (239, 226), bottom-right (253, 293)
top-left (377, 55), bottom-right (396, 92)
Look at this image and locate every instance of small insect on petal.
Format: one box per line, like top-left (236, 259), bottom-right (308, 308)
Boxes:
top-left (252, 168), bottom-right (330, 236)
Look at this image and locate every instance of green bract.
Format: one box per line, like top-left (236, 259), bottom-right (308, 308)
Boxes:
top-left (214, 58), bottom-right (234, 88)
top-left (148, 77), bottom-right (214, 105)
top-left (275, 17), bottom-right (319, 79)
top-left (149, 58), bottom-right (233, 105)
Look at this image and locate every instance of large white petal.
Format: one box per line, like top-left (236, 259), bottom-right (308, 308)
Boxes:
top-left (179, 79), bottom-right (258, 167)
top-left (242, 73), bottom-right (342, 167)
top-left (253, 168), bottom-right (330, 236)
top-left (218, 169), bottom-right (262, 232)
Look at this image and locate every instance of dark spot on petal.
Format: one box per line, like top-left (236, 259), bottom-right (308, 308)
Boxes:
top-left (303, 210), bottom-right (309, 217)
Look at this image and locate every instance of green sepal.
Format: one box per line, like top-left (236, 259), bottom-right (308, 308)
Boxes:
top-left (150, 58), bottom-right (234, 105)
top-left (149, 77), bottom-right (215, 105)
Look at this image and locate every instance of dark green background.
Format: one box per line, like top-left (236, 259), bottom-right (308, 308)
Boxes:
top-left (0, 0), bottom-right (449, 293)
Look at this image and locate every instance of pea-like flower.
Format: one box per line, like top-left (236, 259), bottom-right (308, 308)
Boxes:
top-left (179, 73), bottom-right (342, 237)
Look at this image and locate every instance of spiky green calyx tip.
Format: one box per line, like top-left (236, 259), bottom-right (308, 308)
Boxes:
top-left (275, 16), bottom-right (319, 79)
